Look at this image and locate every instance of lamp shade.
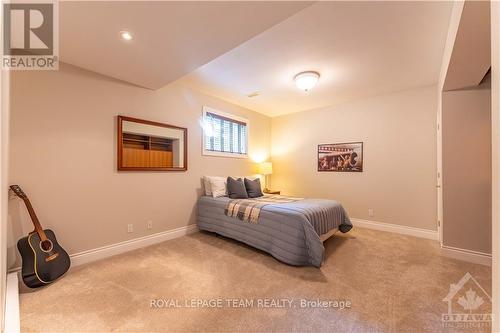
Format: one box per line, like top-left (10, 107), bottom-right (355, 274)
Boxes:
top-left (259, 162), bottom-right (273, 175)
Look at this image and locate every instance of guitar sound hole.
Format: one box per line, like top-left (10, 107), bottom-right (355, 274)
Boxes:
top-left (39, 239), bottom-right (53, 253)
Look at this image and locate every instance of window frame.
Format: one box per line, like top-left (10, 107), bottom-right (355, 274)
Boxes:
top-left (202, 106), bottom-right (249, 159)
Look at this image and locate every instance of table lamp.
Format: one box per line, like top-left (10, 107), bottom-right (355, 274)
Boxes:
top-left (258, 162), bottom-right (273, 192)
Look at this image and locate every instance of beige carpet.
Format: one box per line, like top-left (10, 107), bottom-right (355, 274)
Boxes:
top-left (19, 227), bottom-right (492, 332)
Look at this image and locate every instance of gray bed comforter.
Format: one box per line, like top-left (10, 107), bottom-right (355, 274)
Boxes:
top-left (197, 196), bottom-right (352, 267)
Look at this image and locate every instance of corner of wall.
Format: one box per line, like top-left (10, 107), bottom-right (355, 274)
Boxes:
top-left (438, 0), bottom-right (465, 91)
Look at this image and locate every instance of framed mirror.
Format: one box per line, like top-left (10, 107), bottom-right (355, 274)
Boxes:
top-left (117, 116), bottom-right (187, 171)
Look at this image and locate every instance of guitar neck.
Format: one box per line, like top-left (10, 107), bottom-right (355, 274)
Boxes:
top-left (22, 197), bottom-right (47, 241)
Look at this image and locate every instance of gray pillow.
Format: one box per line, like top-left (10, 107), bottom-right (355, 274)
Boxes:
top-left (227, 177), bottom-right (248, 199)
top-left (244, 178), bottom-right (263, 198)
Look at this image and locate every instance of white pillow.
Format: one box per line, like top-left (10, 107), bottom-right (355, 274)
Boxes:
top-left (203, 176), bottom-right (225, 196)
top-left (203, 176), bottom-right (213, 196)
top-left (209, 177), bottom-right (228, 198)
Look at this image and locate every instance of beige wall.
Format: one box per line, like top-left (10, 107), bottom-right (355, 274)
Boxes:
top-left (1, 69), bottom-right (10, 330)
top-left (271, 86), bottom-right (438, 230)
top-left (7, 63), bottom-right (271, 268)
top-left (442, 82), bottom-right (492, 254)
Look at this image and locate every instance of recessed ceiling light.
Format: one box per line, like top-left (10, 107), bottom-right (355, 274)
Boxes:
top-left (120, 31), bottom-right (133, 41)
top-left (294, 71), bottom-right (320, 91)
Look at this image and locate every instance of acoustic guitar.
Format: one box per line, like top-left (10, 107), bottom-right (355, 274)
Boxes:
top-left (10, 185), bottom-right (71, 288)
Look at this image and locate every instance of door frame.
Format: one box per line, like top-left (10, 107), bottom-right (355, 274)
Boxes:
top-left (490, 1), bottom-right (499, 331)
top-left (437, 91), bottom-right (443, 245)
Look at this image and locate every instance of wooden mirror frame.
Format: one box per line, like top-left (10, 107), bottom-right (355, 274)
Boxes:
top-left (117, 116), bottom-right (188, 171)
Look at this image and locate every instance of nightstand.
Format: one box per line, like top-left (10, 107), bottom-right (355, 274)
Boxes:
top-left (264, 189), bottom-right (281, 195)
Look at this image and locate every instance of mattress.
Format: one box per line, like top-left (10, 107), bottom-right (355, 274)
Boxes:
top-left (197, 196), bottom-right (352, 267)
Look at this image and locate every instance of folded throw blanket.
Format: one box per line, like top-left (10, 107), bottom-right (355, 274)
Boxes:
top-left (225, 195), bottom-right (302, 223)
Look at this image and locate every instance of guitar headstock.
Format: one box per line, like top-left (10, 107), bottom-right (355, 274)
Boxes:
top-left (10, 185), bottom-right (27, 199)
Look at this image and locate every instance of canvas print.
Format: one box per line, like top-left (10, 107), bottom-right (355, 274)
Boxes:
top-left (318, 142), bottom-right (363, 172)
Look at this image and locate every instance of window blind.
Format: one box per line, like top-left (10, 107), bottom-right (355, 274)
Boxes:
top-left (204, 112), bottom-right (247, 155)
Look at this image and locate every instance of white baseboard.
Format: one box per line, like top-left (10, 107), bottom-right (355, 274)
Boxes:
top-left (350, 218), bottom-right (491, 266)
top-left (441, 245), bottom-right (492, 266)
top-left (5, 273), bottom-right (20, 333)
top-left (9, 224), bottom-right (198, 273)
top-left (351, 218), bottom-right (439, 240)
top-left (70, 224), bottom-right (198, 267)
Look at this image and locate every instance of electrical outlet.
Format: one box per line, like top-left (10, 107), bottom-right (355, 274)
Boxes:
top-left (127, 224), bottom-right (134, 233)
top-left (147, 221), bottom-right (153, 230)
top-left (368, 209), bottom-right (374, 217)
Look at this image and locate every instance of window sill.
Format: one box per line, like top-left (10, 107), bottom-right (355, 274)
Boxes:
top-left (202, 150), bottom-right (248, 159)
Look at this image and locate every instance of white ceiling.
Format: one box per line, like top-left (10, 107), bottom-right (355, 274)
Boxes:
top-left (59, 1), bottom-right (312, 89)
top-left (180, 1), bottom-right (453, 116)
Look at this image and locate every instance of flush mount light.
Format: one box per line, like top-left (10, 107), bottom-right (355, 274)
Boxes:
top-left (294, 71), bottom-right (320, 91)
top-left (120, 31), bottom-right (133, 41)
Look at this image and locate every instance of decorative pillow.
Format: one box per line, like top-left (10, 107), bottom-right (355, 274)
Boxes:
top-left (204, 176), bottom-right (227, 196)
top-left (209, 177), bottom-right (228, 198)
top-left (203, 176), bottom-right (212, 196)
top-left (227, 177), bottom-right (248, 199)
top-left (244, 178), bottom-right (263, 198)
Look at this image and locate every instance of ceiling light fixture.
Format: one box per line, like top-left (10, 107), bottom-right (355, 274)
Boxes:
top-left (120, 31), bottom-right (133, 41)
top-left (294, 71), bottom-right (320, 91)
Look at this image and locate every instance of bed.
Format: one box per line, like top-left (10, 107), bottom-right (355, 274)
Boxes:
top-left (196, 195), bottom-right (352, 267)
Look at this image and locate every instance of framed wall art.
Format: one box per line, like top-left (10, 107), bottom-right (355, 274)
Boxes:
top-left (318, 142), bottom-right (363, 172)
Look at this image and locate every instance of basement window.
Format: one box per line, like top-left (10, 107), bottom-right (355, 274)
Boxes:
top-left (202, 106), bottom-right (248, 158)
